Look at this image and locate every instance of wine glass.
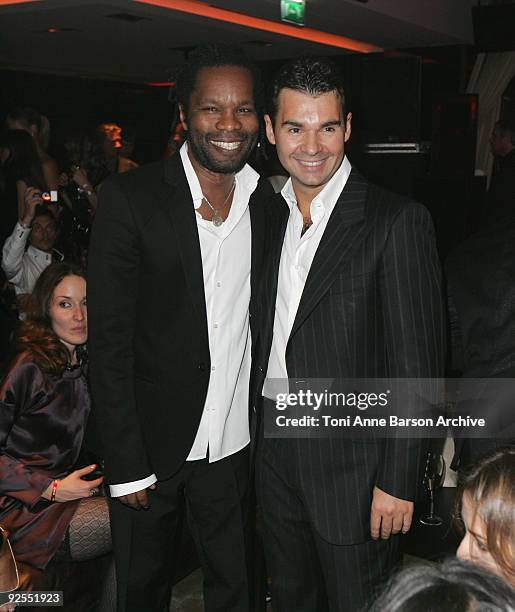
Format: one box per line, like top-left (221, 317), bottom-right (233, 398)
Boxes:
top-left (419, 451), bottom-right (446, 526)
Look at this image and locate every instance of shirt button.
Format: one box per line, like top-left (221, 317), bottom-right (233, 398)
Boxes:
top-left (211, 366), bottom-right (216, 371)
top-left (214, 323), bottom-right (219, 329)
top-left (216, 281), bottom-right (222, 288)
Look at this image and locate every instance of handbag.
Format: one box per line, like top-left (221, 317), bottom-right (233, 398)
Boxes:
top-left (0, 525), bottom-right (19, 594)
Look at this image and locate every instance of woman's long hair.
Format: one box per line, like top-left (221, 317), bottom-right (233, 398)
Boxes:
top-left (456, 446), bottom-right (515, 584)
top-left (0, 129), bottom-right (48, 191)
top-left (7, 107), bottom-right (51, 151)
top-left (16, 263), bottom-right (87, 375)
top-left (64, 130), bottom-right (110, 188)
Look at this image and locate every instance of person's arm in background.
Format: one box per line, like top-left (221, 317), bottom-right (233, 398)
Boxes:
top-left (2, 187), bottom-right (42, 285)
top-left (41, 156), bottom-right (59, 192)
top-left (88, 176), bottom-right (156, 510)
top-left (70, 166), bottom-right (98, 212)
top-left (15, 180), bottom-right (29, 220)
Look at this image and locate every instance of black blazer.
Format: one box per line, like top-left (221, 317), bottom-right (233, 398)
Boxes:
top-left (87, 154), bottom-right (271, 485)
top-left (256, 170), bottom-right (446, 544)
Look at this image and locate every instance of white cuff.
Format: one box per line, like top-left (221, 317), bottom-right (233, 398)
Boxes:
top-left (109, 474), bottom-right (157, 497)
top-left (14, 222), bottom-right (31, 237)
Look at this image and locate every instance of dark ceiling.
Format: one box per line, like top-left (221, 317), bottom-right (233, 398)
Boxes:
top-left (0, 0), bottom-right (476, 83)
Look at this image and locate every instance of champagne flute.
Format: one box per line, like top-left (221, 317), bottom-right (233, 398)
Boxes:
top-left (419, 450), bottom-right (446, 526)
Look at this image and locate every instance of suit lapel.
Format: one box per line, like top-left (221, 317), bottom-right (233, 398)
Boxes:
top-left (262, 194), bottom-right (289, 353)
top-left (249, 180), bottom-right (266, 307)
top-left (159, 155), bottom-right (209, 334)
top-left (289, 170), bottom-right (368, 340)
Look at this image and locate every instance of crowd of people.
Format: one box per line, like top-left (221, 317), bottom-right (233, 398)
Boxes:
top-left (0, 43), bottom-right (514, 612)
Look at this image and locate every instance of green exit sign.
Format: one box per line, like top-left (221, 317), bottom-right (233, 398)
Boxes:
top-left (281, 0), bottom-right (305, 26)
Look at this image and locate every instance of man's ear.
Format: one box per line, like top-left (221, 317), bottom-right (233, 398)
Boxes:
top-left (264, 114), bottom-right (276, 146)
top-left (344, 112), bottom-right (352, 143)
top-left (178, 105), bottom-right (188, 131)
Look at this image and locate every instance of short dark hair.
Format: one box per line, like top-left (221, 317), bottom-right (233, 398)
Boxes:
top-left (268, 57), bottom-right (346, 122)
top-left (174, 43), bottom-right (264, 120)
top-left (369, 558), bottom-right (515, 612)
top-left (33, 205), bottom-right (58, 224)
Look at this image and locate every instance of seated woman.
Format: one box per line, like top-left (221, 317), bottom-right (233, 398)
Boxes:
top-left (456, 446), bottom-right (515, 586)
top-left (0, 262), bottom-right (114, 609)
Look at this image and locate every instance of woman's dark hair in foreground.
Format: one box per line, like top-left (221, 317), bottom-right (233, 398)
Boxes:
top-left (456, 446), bottom-right (515, 584)
top-left (15, 262), bottom-right (87, 374)
top-left (368, 558), bottom-right (515, 612)
top-left (267, 56), bottom-right (347, 123)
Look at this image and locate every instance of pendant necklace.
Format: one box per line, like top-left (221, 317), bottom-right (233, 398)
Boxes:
top-left (202, 180), bottom-right (235, 227)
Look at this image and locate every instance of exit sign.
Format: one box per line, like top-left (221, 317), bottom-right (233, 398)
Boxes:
top-left (281, 0), bottom-right (305, 26)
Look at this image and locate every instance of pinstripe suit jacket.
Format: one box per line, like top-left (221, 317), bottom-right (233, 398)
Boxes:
top-left (256, 169), bottom-right (445, 545)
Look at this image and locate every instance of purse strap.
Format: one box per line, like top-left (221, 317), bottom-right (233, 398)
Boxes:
top-left (0, 525), bottom-right (20, 593)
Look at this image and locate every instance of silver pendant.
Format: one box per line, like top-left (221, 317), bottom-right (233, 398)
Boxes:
top-left (212, 210), bottom-right (224, 227)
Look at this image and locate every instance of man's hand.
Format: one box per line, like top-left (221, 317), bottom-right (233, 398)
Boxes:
top-left (370, 486), bottom-right (413, 540)
top-left (20, 187), bottom-right (43, 227)
top-left (118, 484), bottom-right (156, 510)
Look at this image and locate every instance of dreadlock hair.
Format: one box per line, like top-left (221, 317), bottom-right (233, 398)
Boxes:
top-left (172, 42), bottom-right (266, 153)
top-left (268, 57), bottom-right (347, 124)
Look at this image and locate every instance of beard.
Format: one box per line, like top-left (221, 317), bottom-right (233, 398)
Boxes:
top-left (187, 129), bottom-right (258, 174)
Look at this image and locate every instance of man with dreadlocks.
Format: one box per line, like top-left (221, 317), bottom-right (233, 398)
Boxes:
top-left (88, 43), bottom-right (271, 612)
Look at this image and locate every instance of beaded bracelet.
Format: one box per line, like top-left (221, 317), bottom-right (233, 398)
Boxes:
top-left (50, 480), bottom-right (58, 502)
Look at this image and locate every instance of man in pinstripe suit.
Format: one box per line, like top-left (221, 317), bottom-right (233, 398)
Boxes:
top-left (255, 58), bottom-right (445, 611)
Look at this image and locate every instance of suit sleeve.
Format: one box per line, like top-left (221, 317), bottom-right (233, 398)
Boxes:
top-left (88, 177), bottom-right (152, 485)
top-left (377, 202), bottom-right (445, 500)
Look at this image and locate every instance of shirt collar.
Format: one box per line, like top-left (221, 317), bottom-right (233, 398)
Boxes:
top-left (281, 155), bottom-right (352, 214)
top-left (27, 245), bottom-right (52, 262)
top-left (179, 142), bottom-right (259, 210)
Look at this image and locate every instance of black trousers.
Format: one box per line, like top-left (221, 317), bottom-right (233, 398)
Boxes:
top-left (109, 446), bottom-right (250, 612)
top-left (257, 439), bottom-right (400, 612)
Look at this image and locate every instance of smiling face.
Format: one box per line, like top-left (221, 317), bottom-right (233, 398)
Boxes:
top-left (457, 493), bottom-right (504, 579)
top-left (179, 65), bottom-right (259, 175)
top-left (265, 88), bottom-right (351, 204)
top-left (48, 275), bottom-right (87, 356)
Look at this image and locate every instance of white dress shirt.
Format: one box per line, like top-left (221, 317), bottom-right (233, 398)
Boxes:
top-left (110, 143), bottom-right (258, 496)
top-left (2, 223), bottom-right (52, 295)
top-left (264, 156), bottom-right (352, 398)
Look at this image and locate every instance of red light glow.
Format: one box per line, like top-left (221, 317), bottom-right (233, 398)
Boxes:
top-left (0, 0), bottom-right (40, 4)
top-left (146, 81), bottom-right (175, 87)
